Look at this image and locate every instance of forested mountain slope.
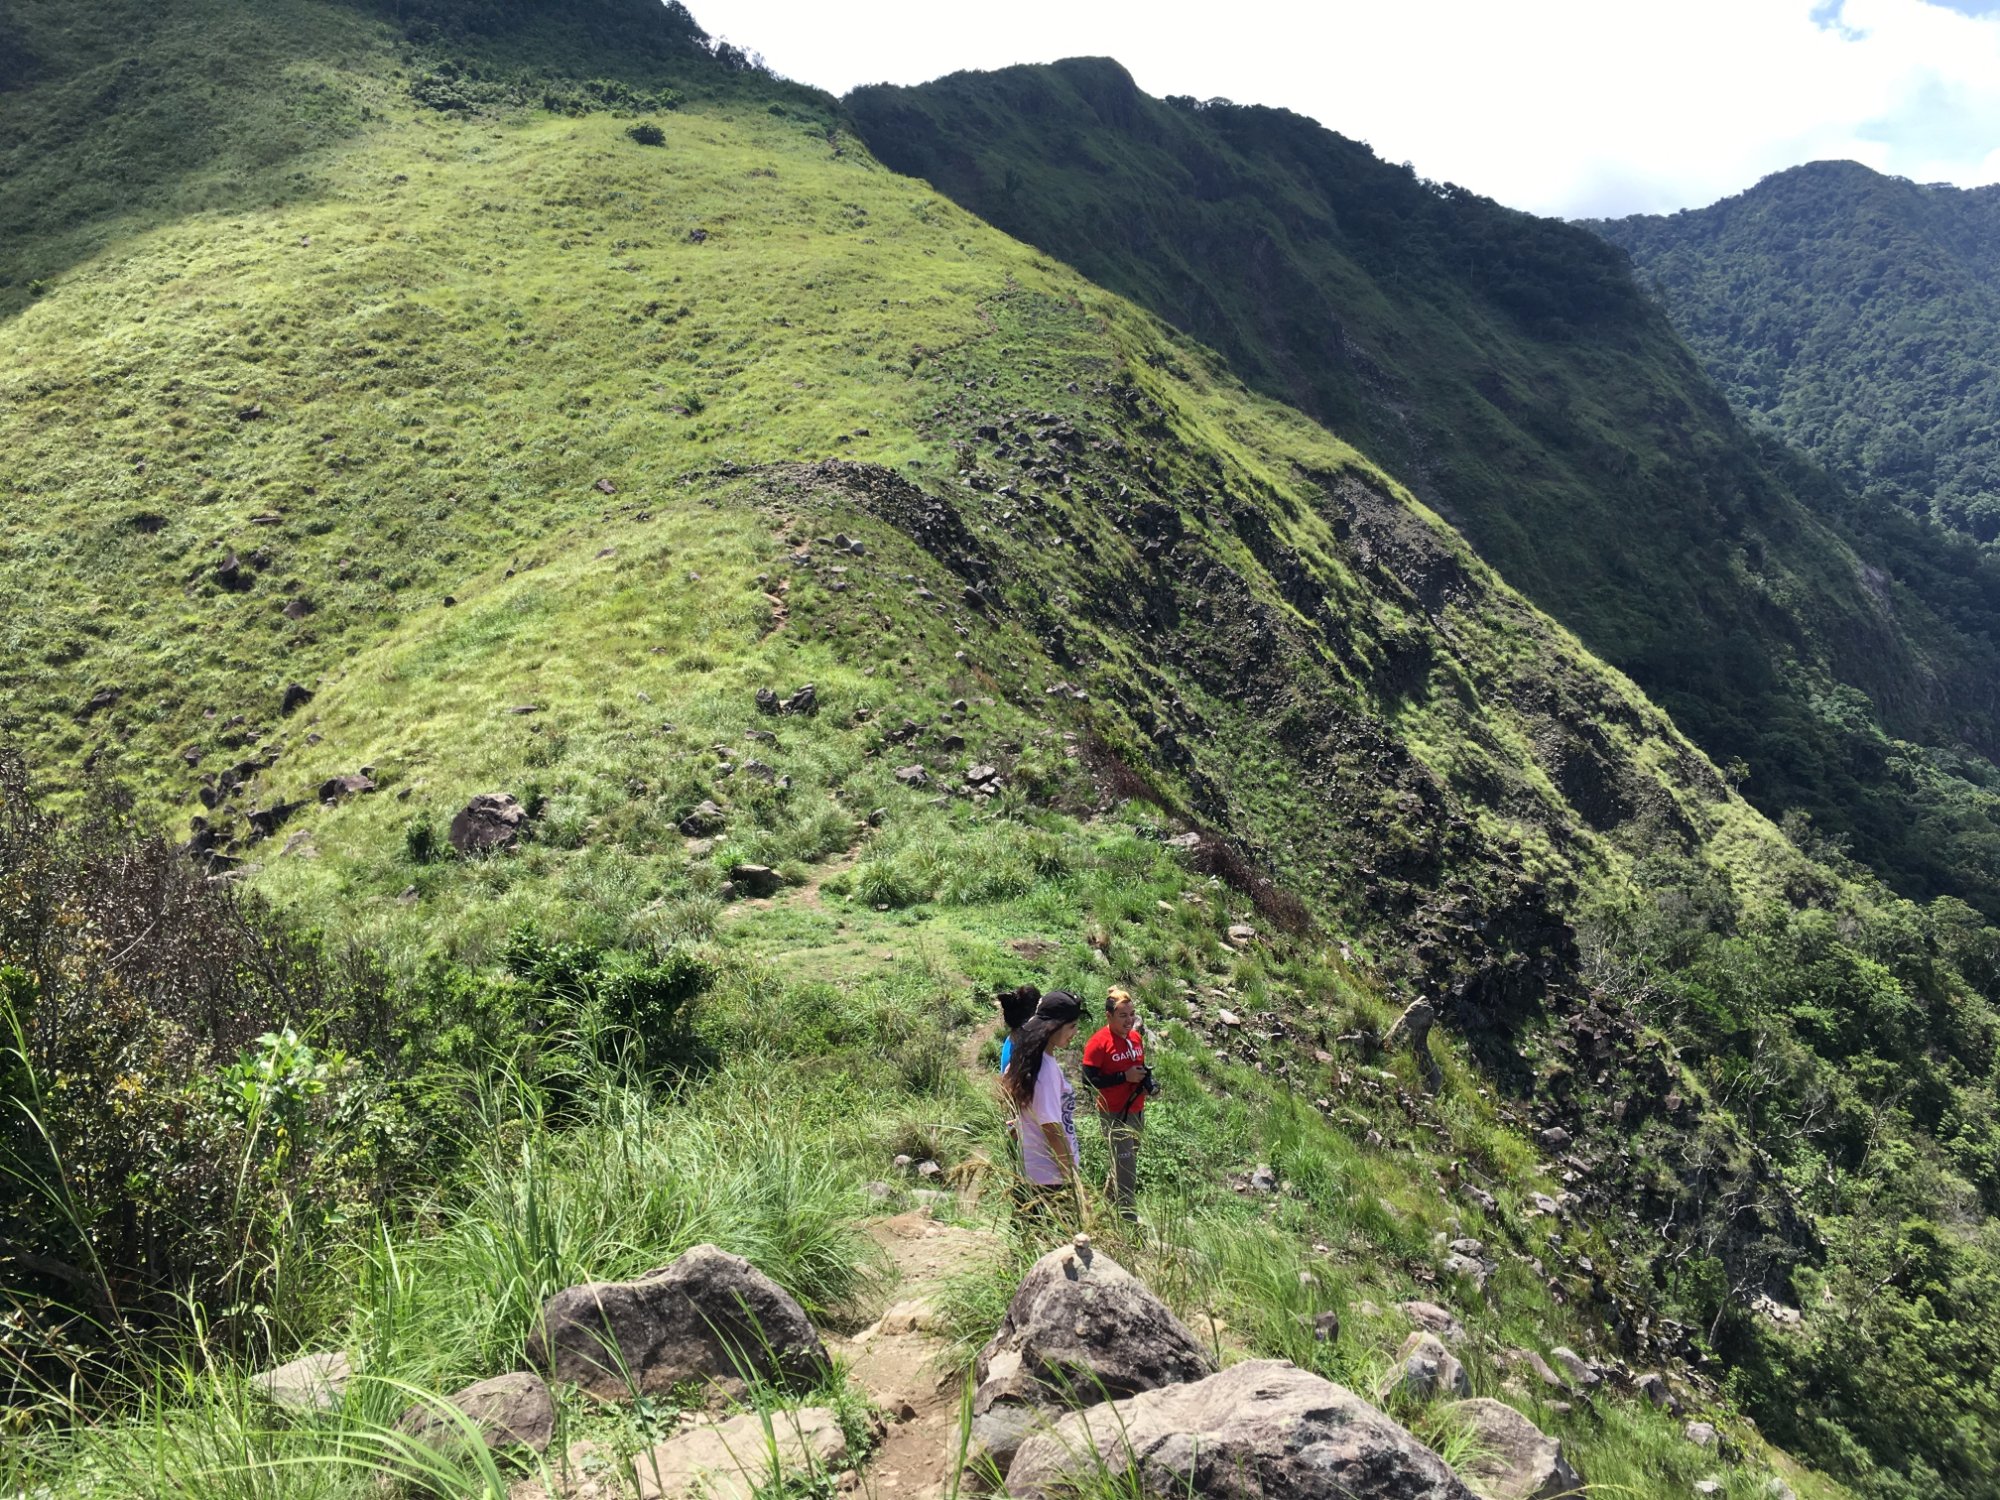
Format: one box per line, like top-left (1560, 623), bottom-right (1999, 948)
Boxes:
top-left (3, 6), bottom-right (2000, 1500)
top-left (847, 62), bottom-right (2000, 917)
top-left (1591, 161), bottom-right (2000, 547)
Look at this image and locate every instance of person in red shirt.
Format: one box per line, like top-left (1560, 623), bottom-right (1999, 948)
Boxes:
top-left (1081, 986), bottom-right (1150, 1217)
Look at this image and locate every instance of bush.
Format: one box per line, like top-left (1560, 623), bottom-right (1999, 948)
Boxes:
top-left (627, 121), bottom-right (666, 146)
top-left (0, 750), bottom-right (382, 1391)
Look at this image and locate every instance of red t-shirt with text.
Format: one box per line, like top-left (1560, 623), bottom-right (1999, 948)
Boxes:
top-left (1082, 1024), bottom-right (1146, 1116)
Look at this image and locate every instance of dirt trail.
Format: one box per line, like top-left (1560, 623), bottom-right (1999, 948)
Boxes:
top-left (841, 1210), bottom-right (1002, 1499)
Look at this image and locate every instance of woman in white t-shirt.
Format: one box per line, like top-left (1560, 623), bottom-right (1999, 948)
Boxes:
top-left (1001, 989), bottom-right (1086, 1219)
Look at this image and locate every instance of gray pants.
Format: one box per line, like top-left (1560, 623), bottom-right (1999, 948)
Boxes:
top-left (1103, 1112), bottom-right (1143, 1213)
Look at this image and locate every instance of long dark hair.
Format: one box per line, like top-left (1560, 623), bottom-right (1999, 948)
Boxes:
top-left (1003, 990), bottom-right (1084, 1108)
top-left (997, 984), bottom-right (1040, 1033)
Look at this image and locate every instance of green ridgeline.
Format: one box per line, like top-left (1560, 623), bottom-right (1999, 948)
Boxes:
top-left (0, 4), bottom-right (1997, 1497)
top-left (846, 60), bottom-right (2000, 921)
top-left (1591, 160), bottom-right (2000, 550)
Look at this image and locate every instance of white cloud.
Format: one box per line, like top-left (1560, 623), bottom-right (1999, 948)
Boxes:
top-left (688, 0), bottom-right (2000, 217)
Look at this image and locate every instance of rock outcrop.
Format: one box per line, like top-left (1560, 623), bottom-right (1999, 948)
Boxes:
top-left (526, 1244), bottom-right (829, 1401)
top-left (1006, 1359), bottom-right (1475, 1500)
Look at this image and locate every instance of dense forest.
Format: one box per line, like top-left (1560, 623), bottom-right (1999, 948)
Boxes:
top-left (1592, 161), bottom-right (2000, 547)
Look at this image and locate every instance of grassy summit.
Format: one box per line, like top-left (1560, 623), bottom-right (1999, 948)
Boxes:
top-left (3, 5), bottom-right (1999, 1499)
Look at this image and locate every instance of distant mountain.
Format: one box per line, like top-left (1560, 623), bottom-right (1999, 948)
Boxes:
top-left (848, 61), bottom-right (2000, 916)
top-left (1591, 160), bottom-right (2000, 547)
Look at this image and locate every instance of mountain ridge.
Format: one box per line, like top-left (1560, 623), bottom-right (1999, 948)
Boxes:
top-left (846, 57), bottom-right (2000, 919)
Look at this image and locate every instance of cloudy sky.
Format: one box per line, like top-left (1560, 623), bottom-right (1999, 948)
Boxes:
top-left (689, 0), bottom-right (2000, 219)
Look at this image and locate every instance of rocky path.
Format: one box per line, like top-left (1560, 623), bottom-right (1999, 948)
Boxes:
top-left (840, 1209), bottom-right (1002, 1499)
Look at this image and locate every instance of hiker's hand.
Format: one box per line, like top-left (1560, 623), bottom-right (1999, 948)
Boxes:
top-left (1124, 1067), bottom-right (1145, 1083)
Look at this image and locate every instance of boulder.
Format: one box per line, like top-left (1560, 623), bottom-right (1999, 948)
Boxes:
top-left (625, 1407), bottom-right (847, 1500)
top-left (1401, 1301), bottom-right (1467, 1343)
top-left (450, 792), bottom-right (526, 855)
top-left (1547, 1346), bottom-right (1600, 1389)
top-left (972, 1239), bottom-right (1212, 1474)
top-left (894, 765), bottom-right (930, 788)
top-left (252, 1350), bottom-right (351, 1411)
top-left (1384, 998), bottom-right (1435, 1051)
top-left (1007, 1360), bottom-right (1475, 1500)
top-left (1637, 1371), bottom-right (1682, 1413)
top-left (1447, 1398), bottom-right (1584, 1500)
top-left (1380, 1330), bottom-right (1470, 1402)
top-left (318, 772), bottom-right (377, 803)
top-left (398, 1372), bottom-right (555, 1454)
top-left (526, 1243), bottom-right (829, 1401)
top-left (729, 864), bottom-right (783, 898)
top-left (1684, 1420), bottom-right (1718, 1447)
top-left (678, 800), bottom-right (727, 836)
top-left (280, 681), bottom-right (313, 715)
top-left (1505, 1348), bottom-right (1568, 1390)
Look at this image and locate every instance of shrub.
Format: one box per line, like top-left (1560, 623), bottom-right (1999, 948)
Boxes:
top-left (627, 121), bottom-right (666, 146)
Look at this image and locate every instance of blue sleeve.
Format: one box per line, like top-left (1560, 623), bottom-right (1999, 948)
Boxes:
top-left (999, 1036), bottom-right (1013, 1073)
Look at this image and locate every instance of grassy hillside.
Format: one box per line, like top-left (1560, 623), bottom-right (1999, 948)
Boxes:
top-left (845, 63), bottom-right (2000, 919)
top-left (4, 6), bottom-right (2000, 1499)
top-left (1591, 161), bottom-right (2000, 547)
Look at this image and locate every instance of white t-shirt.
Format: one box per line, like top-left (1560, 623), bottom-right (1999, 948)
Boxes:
top-left (1019, 1056), bottom-right (1079, 1187)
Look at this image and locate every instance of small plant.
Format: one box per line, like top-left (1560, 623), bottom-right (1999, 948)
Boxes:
top-left (627, 122), bottom-right (666, 147)
top-left (404, 816), bottom-right (444, 864)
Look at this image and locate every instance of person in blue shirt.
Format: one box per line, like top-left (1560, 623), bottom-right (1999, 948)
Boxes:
top-left (996, 984), bottom-right (1039, 1073)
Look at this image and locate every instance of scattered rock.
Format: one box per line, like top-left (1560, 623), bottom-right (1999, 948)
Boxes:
top-left (449, 792), bottom-right (526, 855)
top-left (216, 552), bottom-right (250, 590)
top-left (1684, 1420), bottom-right (1718, 1448)
top-left (1007, 1360), bottom-right (1475, 1500)
top-left (1447, 1397), bottom-right (1584, 1500)
top-left (1226, 923), bottom-right (1257, 946)
top-left (245, 801), bottom-right (306, 842)
top-left (1547, 1346), bottom-right (1600, 1389)
top-left (526, 1244), bottom-right (829, 1401)
top-left (1380, 1331), bottom-right (1470, 1402)
top-left (398, 1372), bottom-right (555, 1455)
top-left (1538, 1126), bottom-right (1572, 1151)
top-left (626, 1407), bottom-right (846, 1500)
top-left (894, 765), bottom-right (930, 788)
top-left (252, 1350), bottom-right (351, 1412)
top-left (280, 682), bottom-right (314, 716)
top-left (730, 864), bottom-right (782, 897)
top-left (318, 772), bottom-right (376, 803)
top-left (1245, 1164), bottom-right (1278, 1195)
top-left (974, 1239), bottom-right (1212, 1476)
top-left (1400, 1301), bottom-right (1467, 1343)
top-left (1505, 1348), bottom-right (1568, 1390)
top-left (282, 596), bottom-right (315, 620)
top-left (1384, 998), bottom-right (1435, 1051)
top-left (1693, 1483), bottom-right (1722, 1498)
top-left (965, 763), bottom-right (1001, 790)
top-left (1637, 1371), bottom-right (1682, 1413)
top-left (679, 799), bottom-right (727, 836)
top-left (595, 477), bottom-right (617, 494)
